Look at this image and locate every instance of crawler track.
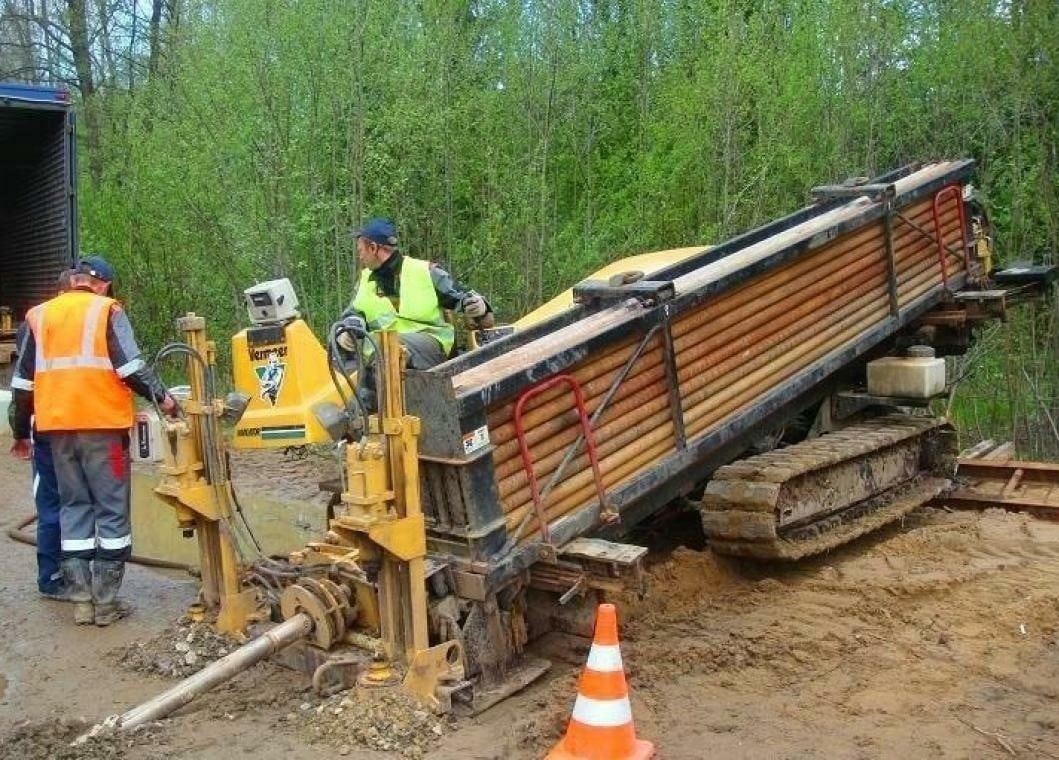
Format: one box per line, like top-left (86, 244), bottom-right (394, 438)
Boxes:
top-left (700, 414), bottom-right (956, 560)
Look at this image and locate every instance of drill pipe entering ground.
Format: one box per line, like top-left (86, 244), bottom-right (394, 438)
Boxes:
top-left (78, 613), bottom-right (312, 741)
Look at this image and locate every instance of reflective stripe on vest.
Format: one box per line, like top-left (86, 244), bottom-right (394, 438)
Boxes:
top-left (27, 291), bottom-right (134, 432)
top-left (350, 256), bottom-right (454, 355)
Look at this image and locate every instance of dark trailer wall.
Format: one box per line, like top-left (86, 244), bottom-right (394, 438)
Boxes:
top-left (0, 83), bottom-right (77, 321)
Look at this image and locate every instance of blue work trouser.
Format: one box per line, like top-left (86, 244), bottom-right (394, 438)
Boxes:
top-left (31, 433), bottom-right (63, 593)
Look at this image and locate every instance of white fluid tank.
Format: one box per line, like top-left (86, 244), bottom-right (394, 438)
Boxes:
top-left (866, 346), bottom-right (946, 399)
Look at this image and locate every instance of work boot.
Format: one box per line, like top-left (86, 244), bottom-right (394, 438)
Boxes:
top-left (39, 583), bottom-right (73, 602)
top-left (92, 559), bottom-right (128, 627)
top-left (61, 558), bottom-right (94, 625)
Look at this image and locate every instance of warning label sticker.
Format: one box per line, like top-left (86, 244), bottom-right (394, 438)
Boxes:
top-left (462, 425), bottom-right (490, 456)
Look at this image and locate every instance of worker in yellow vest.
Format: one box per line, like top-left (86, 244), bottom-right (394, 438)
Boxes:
top-left (337, 218), bottom-right (493, 407)
top-left (10, 256), bottom-right (179, 626)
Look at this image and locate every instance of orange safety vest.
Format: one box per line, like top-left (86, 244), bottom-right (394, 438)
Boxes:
top-left (26, 290), bottom-right (134, 431)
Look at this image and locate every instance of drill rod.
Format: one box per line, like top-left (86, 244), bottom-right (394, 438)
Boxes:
top-left (113, 613), bottom-right (312, 730)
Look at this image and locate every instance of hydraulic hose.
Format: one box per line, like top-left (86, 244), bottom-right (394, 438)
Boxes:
top-left (6, 512), bottom-right (194, 572)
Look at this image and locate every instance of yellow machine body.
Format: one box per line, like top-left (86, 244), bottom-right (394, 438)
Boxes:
top-left (227, 248), bottom-right (704, 449)
top-left (513, 246), bottom-right (706, 329)
top-left (231, 318), bottom-right (351, 448)
top-left (154, 314), bottom-right (262, 634)
top-left (971, 215), bottom-right (994, 279)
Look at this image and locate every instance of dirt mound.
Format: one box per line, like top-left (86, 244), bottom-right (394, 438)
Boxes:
top-left (649, 546), bottom-right (742, 597)
top-left (622, 546), bottom-right (745, 621)
top-left (113, 616), bottom-right (242, 678)
top-left (0, 718), bottom-right (168, 760)
top-left (509, 670), bottom-right (579, 755)
top-left (303, 689), bottom-right (457, 758)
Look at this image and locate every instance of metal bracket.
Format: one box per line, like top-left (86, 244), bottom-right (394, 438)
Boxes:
top-left (402, 640), bottom-right (472, 713)
top-left (660, 309), bottom-right (687, 449)
top-left (312, 656), bottom-right (363, 697)
top-left (881, 200), bottom-right (900, 317)
top-left (993, 264), bottom-right (1058, 288)
top-left (573, 278), bottom-right (676, 311)
top-left (810, 182), bottom-right (895, 204)
top-left (831, 390), bottom-right (936, 421)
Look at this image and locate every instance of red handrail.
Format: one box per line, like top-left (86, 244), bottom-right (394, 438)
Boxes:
top-left (931, 184), bottom-right (968, 291)
top-left (513, 374), bottom-right (607, 544)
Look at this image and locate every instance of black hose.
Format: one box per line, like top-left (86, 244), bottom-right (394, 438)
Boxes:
top-left (152, 342), bottom-right (266, 561)
top-left (223, 448), bottom-right (266, 555)
top-left (251, 561), bottom-right (330, 577)
top-left (326, 323), bottom-right (356, 412)
top-left (327, 322), bottom-right (369, 436)
top-left (6, 513), bottom-right (194, 572)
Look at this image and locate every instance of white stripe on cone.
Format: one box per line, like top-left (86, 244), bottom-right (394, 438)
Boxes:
top-left (585, 643), bottom-right (624, 672)
top-left (570, 694), bottom-right (633, 727)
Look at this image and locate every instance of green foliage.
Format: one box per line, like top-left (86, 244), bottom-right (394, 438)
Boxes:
top-left (72, 0), bottom-right (1059, 399)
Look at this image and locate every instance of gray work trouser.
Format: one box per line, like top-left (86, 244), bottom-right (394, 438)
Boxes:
top-left (357, 332), bottom-right (447, 413)
top-left (51, 430), bottom-right (132, 562)
top-left (395, 331), bottom-right (448, 370)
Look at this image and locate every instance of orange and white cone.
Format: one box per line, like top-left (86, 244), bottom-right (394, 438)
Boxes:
top-left (546, 603), bottom-right (654, 760)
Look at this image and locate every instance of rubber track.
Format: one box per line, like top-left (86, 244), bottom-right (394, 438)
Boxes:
top-left (701, 414), bottom-right (955, 560)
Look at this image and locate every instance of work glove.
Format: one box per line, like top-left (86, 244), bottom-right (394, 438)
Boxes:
top-left (336, 332), bottom-right (357, 352)
top-left (336, 314), bottom-right (367, 352)
top-left (461, 291), bottom-right (489, 319)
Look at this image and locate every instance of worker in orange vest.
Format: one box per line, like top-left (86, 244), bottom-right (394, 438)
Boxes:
top-left (10, 255), bottom-right (179, 626)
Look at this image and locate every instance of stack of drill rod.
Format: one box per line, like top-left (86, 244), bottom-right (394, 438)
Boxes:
top-left (443, 160), bottom-right (971, 548)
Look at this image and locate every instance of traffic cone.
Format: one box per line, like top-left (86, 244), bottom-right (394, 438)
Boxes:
top-left (546, 603), bottom-right (654, 760)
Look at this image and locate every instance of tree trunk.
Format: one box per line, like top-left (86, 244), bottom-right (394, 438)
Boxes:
top-left (95, 0), bottom-right (115, 85)
top-left (147, 0), bottom-right (163, 77)
top-left (66, 0), bottom-right (101, 183)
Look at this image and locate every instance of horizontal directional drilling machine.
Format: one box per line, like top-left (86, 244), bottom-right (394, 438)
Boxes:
top-left (121, 159), bottom-right (1055, 725)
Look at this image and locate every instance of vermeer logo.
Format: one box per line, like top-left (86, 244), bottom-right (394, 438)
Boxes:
top-left (254, 351), bottom-right (286, 406)
top-left (248, 345), bottom-right (288, 361)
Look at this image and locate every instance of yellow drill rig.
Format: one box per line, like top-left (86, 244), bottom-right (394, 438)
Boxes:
top-left (146, 314), bottom-right (469, 717)
top-left (99, 160), bottom-right (1055, 734)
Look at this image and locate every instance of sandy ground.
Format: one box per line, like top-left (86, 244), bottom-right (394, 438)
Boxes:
top-left (2, 452), bottom-right (1059, 759)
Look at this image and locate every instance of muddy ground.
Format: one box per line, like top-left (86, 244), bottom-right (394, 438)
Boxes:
top-left (2, 452), bottom-right (1058, 759)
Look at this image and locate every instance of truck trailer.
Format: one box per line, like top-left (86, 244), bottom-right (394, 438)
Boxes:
top-left (0, 82), bottom-right (77, 383)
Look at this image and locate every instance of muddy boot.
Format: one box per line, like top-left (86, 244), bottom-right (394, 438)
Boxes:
top-left (61, 558), bottom-right (94, 625)
top-left (92, 559), bottom-right (128, 627)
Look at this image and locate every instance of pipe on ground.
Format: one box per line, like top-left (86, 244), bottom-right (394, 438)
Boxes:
top-left (105, 613), bottom-right (312, 733)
